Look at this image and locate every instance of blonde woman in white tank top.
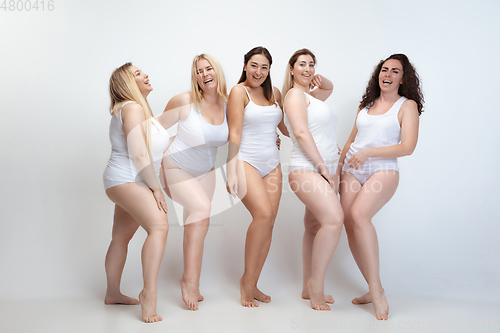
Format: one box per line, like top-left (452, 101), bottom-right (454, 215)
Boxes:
top-left (103, 63), bottom-right (169, 323)
top-left (226, 47), bottom-right (289, 308)
top-left (157, 54), bottom-right (229, 311)
top-left (338, 54), bottom-right (424, 320)
top-left (283, 49), bottom-right (343, 311)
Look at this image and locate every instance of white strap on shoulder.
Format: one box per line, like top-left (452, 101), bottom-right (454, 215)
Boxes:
top-left (120, 100), bottom-right (136, 110)
top-left (238, 84), bottom-right (251, 101)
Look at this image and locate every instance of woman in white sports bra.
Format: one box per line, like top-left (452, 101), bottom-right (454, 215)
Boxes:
top-left (103, 63), bottom-right (170, 323)
top-left (159, 54), bottom-right (229, 311)
top-left (226, 46), bottom-right (289, 307)
top-left (338, 54), bottom-right (424, 320)
top-left (283, 49), bottom-right (343, 311)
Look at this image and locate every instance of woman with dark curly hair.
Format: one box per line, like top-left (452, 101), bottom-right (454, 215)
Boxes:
top-left (338, 54), bottom-right (424, 320)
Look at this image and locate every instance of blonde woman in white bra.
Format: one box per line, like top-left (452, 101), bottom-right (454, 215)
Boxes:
top-left (338, 53), bottom-right (424, 320)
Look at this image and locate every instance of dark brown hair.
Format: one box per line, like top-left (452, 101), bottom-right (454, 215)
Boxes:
top-left (238, 46), bottom-right (274, 103)
top-left (360, 54), bottom-right (424, 115)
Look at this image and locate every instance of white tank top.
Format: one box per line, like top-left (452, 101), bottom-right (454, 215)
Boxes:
top-left (106, 101), bottom-right (169, 179)
top-left (238, 85), bottom-right (282, 163)
top-left (345, 96), bottom-right (407, 171)
top-left (166, 104), bottom-right (228, 172)
top-left (285, 92), bottom-right (339, 169)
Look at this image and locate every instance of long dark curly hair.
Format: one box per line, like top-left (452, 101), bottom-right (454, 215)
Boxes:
top-left (360, 54), bottom-right (424, 115)
top-left (238, 46), bottom-right (274, 103)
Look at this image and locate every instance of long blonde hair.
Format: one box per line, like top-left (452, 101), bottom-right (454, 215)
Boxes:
top-left (109, 62), bottom-right (153, 149)
top-left (190, 54), bottom-right (228, 111)
top-left (282, 49), bottom-right (317, 102)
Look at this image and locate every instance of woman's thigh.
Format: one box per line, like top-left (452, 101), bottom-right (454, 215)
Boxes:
top-left (289, 169), bottom-right (343, 224)
top-left (162, 156), bottom-right (212, 214)
top-left (351, 170), bottom-right (399, 222)
top-left (240, 162), bottom-right (274, 220)
top-left (106, 182), bottom-right (168, 232)
top-left (339, 172), bottom-right (363, 219)
top-left (262, 164), bottom-right (283, 219)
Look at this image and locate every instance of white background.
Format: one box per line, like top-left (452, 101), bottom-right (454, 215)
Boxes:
top-left (1, 0), bottom-right (499, 311)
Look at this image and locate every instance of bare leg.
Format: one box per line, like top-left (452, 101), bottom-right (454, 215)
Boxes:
top-left (162, 157), bottom-right (215, 310)
top-left (339, 173), bottom-right (367, 281)
top-left (239, 163), bottom-right (281, 307)
top-left (342, 170), bottom-right (399, 320)
top-left (289, 169), bottom-right (343, 311)
top-left (340, 173), bottom-right (372, 305)
top-left (104, 204), bottom-right (140, 305)
top-left (180, 171), bottom-right (216, 311)
top-left (300, 207), bottom-right (334, 304)
top-left (106, 183), bottom-right (169, 323)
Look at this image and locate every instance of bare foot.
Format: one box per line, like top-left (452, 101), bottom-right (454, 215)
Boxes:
top-left (307, 280), bottom-right (330, 311)
top-left (138, 290), bottom-right (163, 323)
top-left (253, 287), bottom-right (271, 303)
top-left (180, 278), bottom-right (201, 311)
top-left (370, 289), bottom-right (389, 320)
top-left (104, 291), bottom-right (140, 305)
top-left (352, 292), bottom-right (371, 304)
top-left (239, 278), bottom-right (259, 307)
top-left (302, 290), bottom-right (334, 304)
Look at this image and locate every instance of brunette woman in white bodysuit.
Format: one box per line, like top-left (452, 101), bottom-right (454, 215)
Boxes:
top-left (338, 54), bottom-right (424, 320)
top-left (226, 46), bottom-right (289, 307)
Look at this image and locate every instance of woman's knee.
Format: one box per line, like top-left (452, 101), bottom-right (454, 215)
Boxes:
top-left (253, 207), bottom-right (274, 224)
top-left (190, 199), bottom-right (212, 221)
top-left (145, 215), bottom-right (169, 237)
top-left (249, 207), bottom-right (274, 230)
top-left (304, 214), bottom-right (320, 234)
top-left (317, 209), bottom-right (344, 231)
top-left (350, 206), bottom-right (371, 228)
top-left (112, 229), bottom-right (136, 245)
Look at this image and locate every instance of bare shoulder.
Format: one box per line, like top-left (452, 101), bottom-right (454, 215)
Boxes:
top-left (228, 84), bottom-right (249, 107)
top-left (121, 102), bottom-right (144, 120)
top-left (273, 86), bottom-right (282, 98)
top-left (229, 84), bottom-right (247, 97)
top-left (401, 99), bottom-right (418, 116)
top-left (285, 87), bottom-right (306, 102)
top-left (166, 92), bottom-right (191, 110)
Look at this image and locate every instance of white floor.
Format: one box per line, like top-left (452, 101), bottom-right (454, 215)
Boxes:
top-left (1, 289), bottom-right (499, 333)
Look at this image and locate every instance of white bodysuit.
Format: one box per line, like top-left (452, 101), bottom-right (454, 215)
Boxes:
top-left (165, 104), bottom-right (229, 179)
top-left (238, 85), bottom-right (282, 178)
top-left (343, 96), bottom-right (407, 185)
top-left (103, 101), bottom-right (170, 189)
top-left (285, 92), bottom-right (339, 175)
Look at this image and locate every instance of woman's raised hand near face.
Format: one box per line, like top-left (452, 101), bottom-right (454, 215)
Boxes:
top-left (310, 74), bottom-right (322, 90)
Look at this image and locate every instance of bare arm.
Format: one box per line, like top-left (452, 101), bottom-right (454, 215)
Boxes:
top-left (226, 85), bottom-right (247, 196)
top-left (310, 75), bottom-right (333, 102)
top-left (274, 87), bottom-right (289, 137)
top-left (347, 100), bottom-right (419, 168)
top-left (337, 110), bottom-right (360, 175)
top-left (121, 103), bottom-right (167, 212)
top-left (286, 88), bottom-right (333, 187)
top-left (155, 92), bottom-right (191, 130)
